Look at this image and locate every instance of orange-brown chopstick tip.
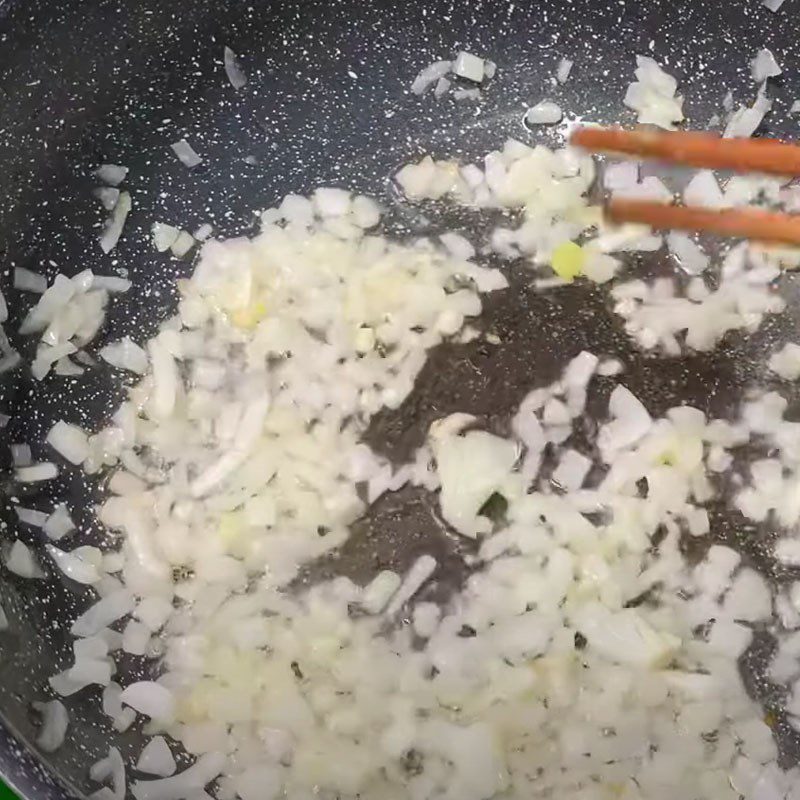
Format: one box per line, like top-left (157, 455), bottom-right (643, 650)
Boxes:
top-left (570, 126), bottom-right (800, 178)
top-left (606, 199), bottom-right (800, 247)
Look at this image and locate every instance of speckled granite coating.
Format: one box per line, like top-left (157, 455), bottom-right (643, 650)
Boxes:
top-left (0, 0), bottom-right (798, 797)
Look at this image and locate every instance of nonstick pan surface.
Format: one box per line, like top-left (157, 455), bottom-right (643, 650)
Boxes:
top-left (0, 0), bottom-right (799, 797)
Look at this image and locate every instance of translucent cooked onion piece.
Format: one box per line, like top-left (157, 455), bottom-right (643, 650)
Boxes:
top-left (99, 192), bottom-right (132, 254)
top-left (5, 540), bottom-right (45, 579)
top-left (33, 700), bottom-right (69, 753)
top-left (171, 139), bottom-right (202, 168)
top-left (223, 46), bottom-right (247, 89)
top-left (136, 737), bottom-right (176, 778)
top-left (119, 681), bottom-right (176, 722)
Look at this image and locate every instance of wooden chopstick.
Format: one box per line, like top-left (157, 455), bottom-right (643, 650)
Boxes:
top-left (571, 127), bottom-right (800, 177)
top-left (607, 199), bottom-right (800, 246)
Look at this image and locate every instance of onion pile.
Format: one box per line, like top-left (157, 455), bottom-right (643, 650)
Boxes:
top-left (623, 56), bottom-right (684, 130)
top-left (7, 48), bottom-right (800, 800)
top-left (14, 268), bottom-right (131, 379)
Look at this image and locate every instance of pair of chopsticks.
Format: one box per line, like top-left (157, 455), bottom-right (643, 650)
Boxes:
top-left (570, 126), bottom-right (800, 246)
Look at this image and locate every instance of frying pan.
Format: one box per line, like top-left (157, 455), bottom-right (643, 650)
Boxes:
top-left (0, 0), bottom-right (799, 797)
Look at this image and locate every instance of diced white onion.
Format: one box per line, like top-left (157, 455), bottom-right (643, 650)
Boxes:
top-left (99, 191), bottom-right (132, 254)
top-left (453, 51), bottom-right (485, 83)
top-left (71, 589), bottom-right (135, 637)
top-left (14, 267), bottom-right (48, 294)
top-left (119, 681), bottom-right (176, 721)
top-left (131, 752), bottom-right (225, 800)
top-left (15, 462), bottom-right (58, 483)
top-left (10, 443), bottom-right (32, 467)
top-left (751, 48), bottom-right (782, 83)
top-left (555, 57), bottom-right (573, 84)
top-left (33, 700), bottom-right (69, 753)
top-left (44, 504), bottom-right (75, 541)
top-left (95, 165), bottom-right (129, 186)
top-left (94, 187), bottom-right (120, 211)
top-left (136, 737), bottom-right (177, 778)
top-left (525, 100), bottom-right (563, 125)
top-left (385, 555), bottom-right (438, 616)
top-left (223, 46), bottom-right (247, 89)
top-left (5, 540), bottom-right (45, 579)
top-left (152, 223), bottom-right (181, 252)
top-left (100, 337), bottom-right (148, 375)
top-left (46, 544), bottom-right (102, 584)
top-left (15, 506), bottom-right (47, 527)
top-left (666, 232), bottom-right (709, 275)
top-left (46, 420), bottom-right (90, 465)
top-left (171, 139), bottom-right (202, 168)
top-left (411, 60), bottom-right (452, 95)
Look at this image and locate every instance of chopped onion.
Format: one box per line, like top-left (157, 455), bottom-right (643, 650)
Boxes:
top-left (100, 337), bottom-right (148, 375)
top-left (46, 544), bottom-right (102, 585)
top-left (39, 170), bottom-right (792, 800)
top-left (604, 161), bottom-right (639, 191)
top-left (170, 231), bottom-right (195, 257)
top-left (54, 356), bottom-right (84, 376)
top-left (624, 55), bottom-right (684, 129)
top-left (453, 86), bottom-right (481, 101)
top-left (599, 385), bottom-right (652, 459)
top-left (10, 443), bottom-right (32, 467)
top-left (5, 540), bottom-right (45, 579)
top-left (122, 620), bottom-right (151, 655)
top-left (95, 165), bottom-right (129, 186)
top-left (44, 504), bottom-right (75, 541)
top-left (361, 570), bottom-right (402, 614)
top-left (769, 342), bottom-right (800, 380)
top-left (751, 48), bottom-right (782, 83)
top-left (555, 57), bottom-right (573, 84)
top-left (136, 737), bottom-right (176, 778)
top-left (15, 506), bottom-right (47, 527)
top-left (135, 597), bottom-right (173, 632)
top-left (93, 187), bottom-right (120, 210)
top-left (452, 51), bottom-right (484, 83)
top-left (433, 77), bottom-right (451, 98)
top-left (723, 90), bottom-right (771, 138)
top-left (99, 191), bottom-right (132, 254)
top-left (14, 267), bottom-right (47, 293)
top-left (171, 139), bottom-right (202, 168)
top-left (15, 462), bottom-right (58, 483)
top-left (572, 603), bottom-right (679, 667)
top-left (193, 223), bottom-right (214, 241)
top-left (411, 61), bottom-right (453, 94)
top-left (71, 589), bottom-right (135, 637)
top-left (131, 752), bottom-right (225, 800)
top-left (525, 100), bottom-right (563, 125)
top-left (223, 46), bottom-right (247, 89)
top-left (46, 420), bottom-right (90, 465)
top-left (33, 700), bottom-right (69, 753)
top-left (91, 746), bottom-right (126, 800)
top-left (119, 681), bottom-right (176, 721)
top-left (683, 170), bottom-right (725, 209)
top-left (667, 232), bottom-right (709, 275)
top-left (433, 428), bottom-right (517, 537)
top-left (552, 449), bottom-right (592, 491)
top-left (152, 223), bottom-right (181, 252)
top-left (385, 555), bottom-right (437, 616)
